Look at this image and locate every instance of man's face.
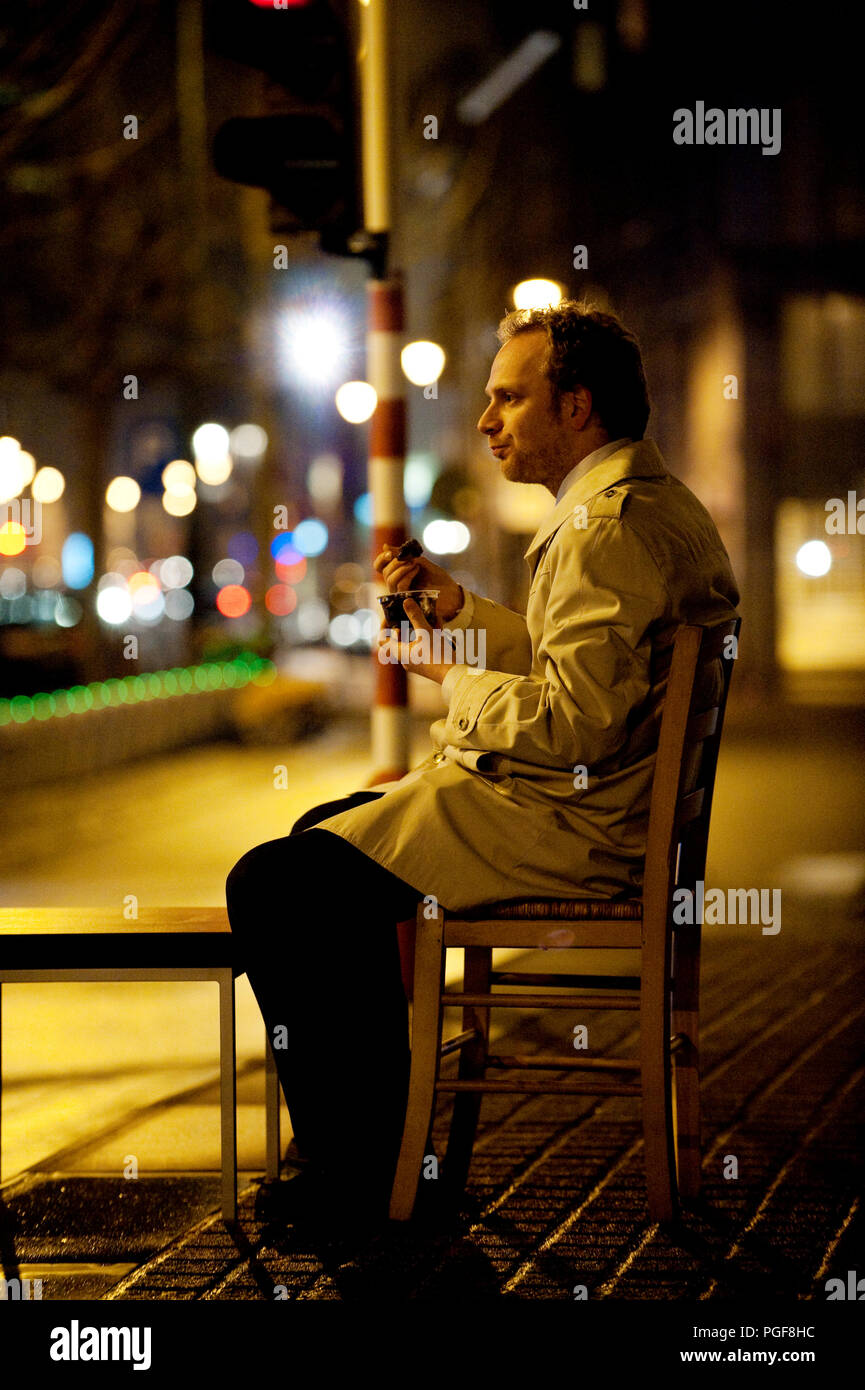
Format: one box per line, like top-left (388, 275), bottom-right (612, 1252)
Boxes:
top-left (476, 330), bottom-right (575, 491)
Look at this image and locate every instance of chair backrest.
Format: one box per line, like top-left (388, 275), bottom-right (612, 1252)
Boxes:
top-left (641, 618), bottom-right (741, 945)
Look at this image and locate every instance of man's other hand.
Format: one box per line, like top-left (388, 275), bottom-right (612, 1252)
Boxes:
top-left (373, 543), bottom-right (464, 624)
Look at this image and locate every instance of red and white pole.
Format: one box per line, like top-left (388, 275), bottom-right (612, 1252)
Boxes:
top-left (367, 278), bottom-right (410, 782)
top-left (358, 0), bottom-right (409, 783)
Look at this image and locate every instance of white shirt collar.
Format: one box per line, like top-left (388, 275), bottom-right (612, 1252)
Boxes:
top-left (554, 437), bottom-right (632, 505)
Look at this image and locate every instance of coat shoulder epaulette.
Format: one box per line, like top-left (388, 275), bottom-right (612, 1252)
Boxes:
top-left (586, 486), bottom-right (628, 520)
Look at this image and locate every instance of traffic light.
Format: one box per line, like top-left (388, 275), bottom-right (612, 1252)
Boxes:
top-left (208, 0), bottom-right (362, 254)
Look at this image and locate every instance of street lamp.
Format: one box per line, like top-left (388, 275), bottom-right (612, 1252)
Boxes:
top-left (512, 278), bottom-right (565, 310)
top-left (400, 340), bottom-right (445, 387)
top-left (335, 380), bottom-right (377, 423)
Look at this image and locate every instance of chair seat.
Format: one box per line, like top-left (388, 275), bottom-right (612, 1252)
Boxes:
top-left (457, 897), bottom-right (643, 921)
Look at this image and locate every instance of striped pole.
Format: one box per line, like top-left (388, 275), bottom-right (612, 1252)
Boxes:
top-left (367, 276), bottom-right (409, 783)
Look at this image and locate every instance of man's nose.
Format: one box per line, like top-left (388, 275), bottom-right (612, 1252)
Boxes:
top-left (477, 402), bottom-right (498, 434)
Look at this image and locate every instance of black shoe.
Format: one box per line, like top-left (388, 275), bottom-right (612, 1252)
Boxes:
top-left (254, 1169), bottom-right (390, 1241)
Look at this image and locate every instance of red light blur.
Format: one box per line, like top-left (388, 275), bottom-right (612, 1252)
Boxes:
top-left (265, 584), bottom-right (297, 616)
top-left (216, 584), bottom-right (252, 617)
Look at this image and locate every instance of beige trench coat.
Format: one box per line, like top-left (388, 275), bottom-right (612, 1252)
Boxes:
top-left (315, 440), bottom-right (740, 910)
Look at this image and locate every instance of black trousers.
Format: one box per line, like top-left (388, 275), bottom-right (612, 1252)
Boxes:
top-left (225, 792), bottom-right (424, 1196)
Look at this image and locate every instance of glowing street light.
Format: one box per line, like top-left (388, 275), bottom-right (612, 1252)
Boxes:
top-left (229, 424), bottom-right (268, 460)
top-left (335, 381), bottom-right (377, 423)
top-left (281, 308), bottom-right (349, 389)
top-left (161, 460), bottom-right (197, 496)
top-left (32, 466), bottom-right (65, 503)
top-left (106, 476), bottom-right (141, 512)
top-left (795, 540), bottom-right (832, 577)
top-left (163, 490), bottom-right (197, 517)
top-left (400, 340), bottom-right (446, 387)
top-left (512, 278), bottom-right (565, 310)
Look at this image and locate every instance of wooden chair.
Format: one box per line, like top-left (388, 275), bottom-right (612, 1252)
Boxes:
top-left (389, 618), bottom-right (741, 1224)
top-left (0, 908), bottom-right (282, 1220)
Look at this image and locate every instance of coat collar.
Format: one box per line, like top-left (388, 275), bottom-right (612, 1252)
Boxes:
top-left (523, 438), bottom-right (668, 568)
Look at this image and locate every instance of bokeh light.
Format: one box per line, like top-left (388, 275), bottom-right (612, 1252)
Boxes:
top-left (228, 531), bottom-right (258, 567)
top-left (216, 584), bottom-right (252, 617)
top-left (162, 460), bottom-right (197, 495)
top-left (400, 341), bottom-right (446, 386)
top-left (212, 558), bottom-right (244, 587)
top-left (96, 584), bottom-right (133, 624)
top-left (33, 555), bottom-right (62, 587)
top-left (194, 454), bottom-right (233, 486)
top-left (160, 554), bottom-right (194, 588)
top-left (292, 517), bottom-right (328, 556)
top-left (54, 595), bottom-right (82, 627)
top-left (0, 521), bottom-right (27, 556)
top-left (404, 453), bottom-right (437, 508)
top-left (61, 532), bottom-right (95, 588)
top-left (32, 466), bottom-right (65, 503)
top-left (192, 423), bottom-right (230, 460)
top-left (512, 278), bottom-right (564, 310)
top-left (422, 518), bottom-right (471, 554)
top-left (229, 424), bottom-right (268, 460)
top-left (0, 438), bottom-right (26, 502)
top-left (335, 381), bottom-right (377, 423)
top-left (164, 588), bottom-right (195, 620)
top-left (0, 567), bottom-right (26, 598)
top-left (17, 451), bottom-right (36, 487)
top-left (106, 476), bottom-right (141, 512)
top-left (795, 540), bottom-right (832, 577)
top-left (328, 613), bottom-right (361, 646)
top-left (296, 598), bottom-right (330, 639)
top-left (163, 489), bottom-right (197, 517)
top-left (307, 453), bottom-right (343, 506)
top-left (353, 492), bottom-right (373, 526)
top-left (265, 584), bottom-right (297, 616)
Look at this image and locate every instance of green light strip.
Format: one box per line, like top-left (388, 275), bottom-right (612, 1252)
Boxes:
top-left (0, 655), bottom-right (276, 727)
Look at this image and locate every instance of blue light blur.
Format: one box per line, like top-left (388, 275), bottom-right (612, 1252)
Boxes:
top-left (270, 535), bottom-right (303, 566)
top-left (353, 492), bottom-right (373, 527)
top-left (292, 518), bottom-right (328, 556)
top-left (61, 533), bottom-right (95, 590)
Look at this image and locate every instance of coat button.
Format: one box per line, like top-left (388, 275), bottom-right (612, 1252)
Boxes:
top-left (458, 717), bottom-right (468, 729)
top-left (605, 489), bottom-right (616, 497)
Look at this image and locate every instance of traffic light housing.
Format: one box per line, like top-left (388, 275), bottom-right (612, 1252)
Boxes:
top-left (208, 0), bottom-right (362, 253)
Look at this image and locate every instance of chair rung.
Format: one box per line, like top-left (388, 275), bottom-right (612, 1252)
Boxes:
top-left (436, 1077), bottom-right (642, 1095)
top-left (487, 1053), bottom-right (641, 1072)
top-left (443, 991), bottom-right (640, 1011)
top-left (439, 1028), bottom-right (478, 1058)
top-left (490, 971), bottom-right (641, 991)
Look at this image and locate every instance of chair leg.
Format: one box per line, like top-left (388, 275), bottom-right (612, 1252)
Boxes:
top-left (443, 946), bottom-right (490, 1202)
top-left (389, 905), bottom-right (446, 1221)
top-left (671, 928), bottom-right (702, 1200)
top-left (640, 948), bottom-right (678, 1223)
top-left (264, 1029), bottom-right (281, 1182)
top-left (218, 971), bottom-right (237, 1222)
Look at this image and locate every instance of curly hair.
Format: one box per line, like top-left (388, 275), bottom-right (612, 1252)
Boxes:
top-left (497, 299), bottom-right (651, 440)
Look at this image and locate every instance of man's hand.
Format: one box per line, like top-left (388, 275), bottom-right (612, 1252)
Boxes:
top-left (376, 597), bottom-right (453, 685)
top-left (373, 542), bottom-right (464, 624)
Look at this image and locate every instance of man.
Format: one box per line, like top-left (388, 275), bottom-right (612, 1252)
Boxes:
top-left (226, 300), bottom-right (740, 1231)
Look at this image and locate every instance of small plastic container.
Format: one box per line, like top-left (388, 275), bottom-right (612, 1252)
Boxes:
top-left (378, 589), bottom-right (440, 628)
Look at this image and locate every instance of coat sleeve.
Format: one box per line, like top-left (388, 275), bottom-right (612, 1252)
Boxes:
top-left (439, 518), bottom-right (668, 771)
top-left (443, 588), bottom-right (533, 676)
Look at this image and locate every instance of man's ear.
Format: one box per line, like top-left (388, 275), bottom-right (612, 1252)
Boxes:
top-left (563, 385), bottom-right (594, 430)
